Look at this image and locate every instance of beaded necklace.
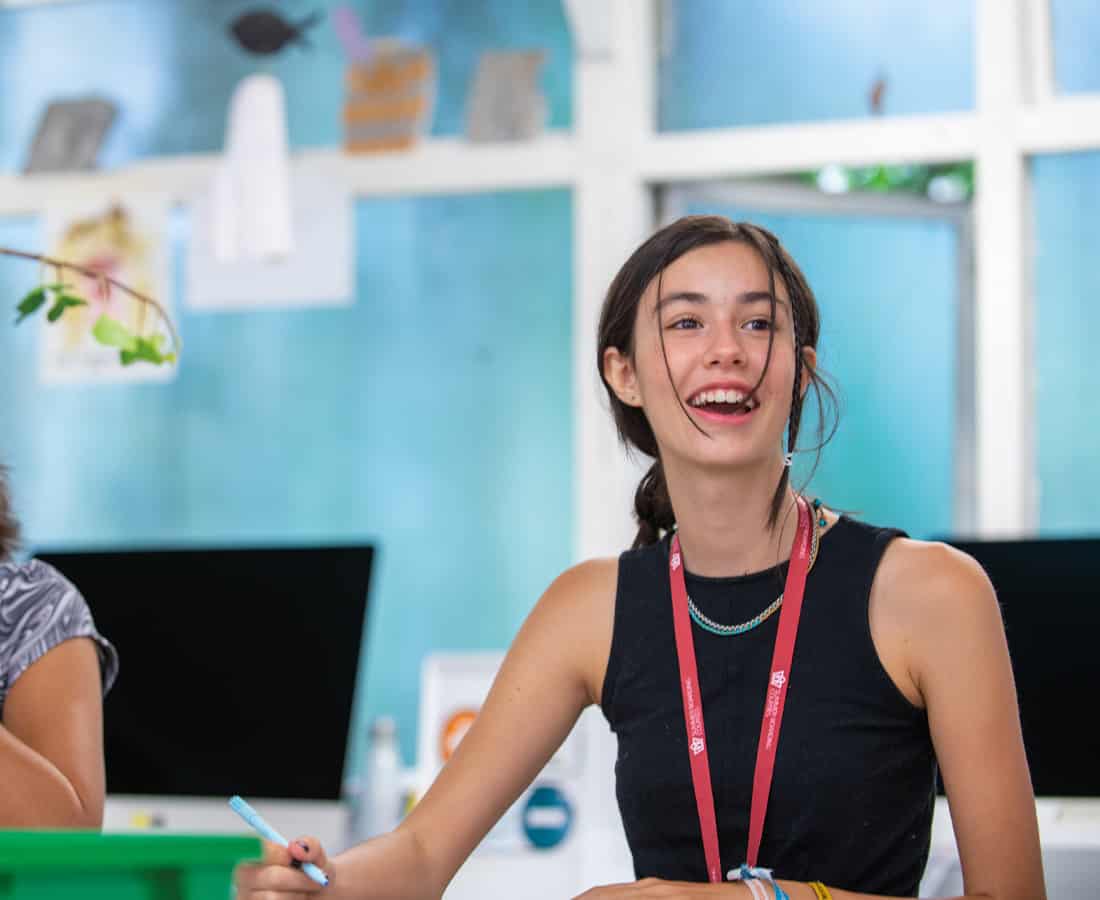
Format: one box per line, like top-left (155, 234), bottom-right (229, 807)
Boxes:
top-left (686, 497), bottom-right (827, 637)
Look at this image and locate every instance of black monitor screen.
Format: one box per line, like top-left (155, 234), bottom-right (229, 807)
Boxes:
top-left (36, 544), bottom-right (373, 801)
top-left (944, 536), bottom-right (1099, 797)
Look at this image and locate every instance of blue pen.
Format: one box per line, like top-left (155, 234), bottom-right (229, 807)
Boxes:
top-left (229, 795), bottom-right (330, 887)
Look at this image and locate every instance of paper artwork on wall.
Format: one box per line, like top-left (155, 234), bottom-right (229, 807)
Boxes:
top-left (40, 200), bottom-right (174, 385)
top-left (24, 97), bottom-right (117, 174)
top-left (465, 51), bottom-right (547, 143)
top-left (343, 42), bottom-right (436, 154)
top-left (187, 164), bottom-right (353, 311)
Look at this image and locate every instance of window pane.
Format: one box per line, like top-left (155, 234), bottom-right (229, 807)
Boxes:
top-left (664, 189), bottom-right (961, 538)
top-left (1051, 0), bottom-right (1100, 94)
top-left (0, 0), bottom-right (572, 169)
top-left (1031, 152), bottom-right (1100, 534)
top-left (659, 0), bottom-right (974, 131)
top-left (0, 189), bottom-right (574, 763)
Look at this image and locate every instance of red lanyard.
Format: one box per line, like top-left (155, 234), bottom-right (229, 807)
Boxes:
top-left (669, 495), bottom-right (812, 882)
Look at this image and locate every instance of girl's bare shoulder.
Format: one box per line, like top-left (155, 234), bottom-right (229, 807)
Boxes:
top-left (876, 536), bottom-right (993, 613)
top-left (543, 557), bottom-right (619, 604)
top-left (871, 537), bottom-right (1001, 705)
top-left (525, 557), bottom-right (619, 705)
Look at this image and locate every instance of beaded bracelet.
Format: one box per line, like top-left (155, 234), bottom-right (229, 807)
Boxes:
top-left (808, 881), bottom-right (833, 900)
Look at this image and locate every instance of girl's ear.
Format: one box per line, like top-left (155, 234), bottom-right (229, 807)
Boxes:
top-left (603, 345), bottom-right (643, 407)
top-left (799, 345), bottom-right (817, 398)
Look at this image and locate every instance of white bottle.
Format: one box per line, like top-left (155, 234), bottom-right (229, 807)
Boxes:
top-left (361, 716), bottom-right (403, 839)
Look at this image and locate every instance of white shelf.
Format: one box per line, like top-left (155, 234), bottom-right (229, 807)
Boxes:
top-left (0, 132), bottom-right (580, 217)
top-left (335, 133), bottom-right (579, 196)
top-left (5, 100), bottom-right (1100, 221)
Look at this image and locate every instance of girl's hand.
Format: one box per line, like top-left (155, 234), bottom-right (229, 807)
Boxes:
top-left (235, 835), bottom-right (330, 897)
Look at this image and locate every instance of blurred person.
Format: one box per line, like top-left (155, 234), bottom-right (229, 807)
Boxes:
top-left (0, 465), bottom-right (117, 827)
top-left (235, 218), bottom-right (1044, 900)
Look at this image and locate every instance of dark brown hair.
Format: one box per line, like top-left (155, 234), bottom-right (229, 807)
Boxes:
top-left (596, 216), bottom-right (838, 548)
top-left (0, 465), bottom-right (19, 562)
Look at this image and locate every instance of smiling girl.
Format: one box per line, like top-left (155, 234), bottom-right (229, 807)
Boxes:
top-left (235, 217), bottom-right (1045, 900)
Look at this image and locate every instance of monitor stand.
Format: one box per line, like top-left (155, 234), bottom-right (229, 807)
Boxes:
top-left (104, 795), bottom-right (350, 854)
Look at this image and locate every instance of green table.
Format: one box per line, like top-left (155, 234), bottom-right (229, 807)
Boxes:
top-left (0, 831), bottom-right (261, 900)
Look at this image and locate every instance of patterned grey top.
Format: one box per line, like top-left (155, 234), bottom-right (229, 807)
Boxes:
top-left (0, 559), bottom-right (118, 718)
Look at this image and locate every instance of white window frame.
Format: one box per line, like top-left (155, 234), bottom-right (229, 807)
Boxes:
top-left (574, 0), bottom-right (1096, 553)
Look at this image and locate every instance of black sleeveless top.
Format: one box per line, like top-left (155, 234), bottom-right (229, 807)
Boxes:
top-left (600, 516), bottom-right (936, 896)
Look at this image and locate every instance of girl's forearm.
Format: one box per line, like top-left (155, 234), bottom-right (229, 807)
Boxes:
top-left (326, 825), bottom-right (445, 900)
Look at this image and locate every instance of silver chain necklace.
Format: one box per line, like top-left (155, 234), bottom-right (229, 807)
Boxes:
top-left (686, 503), bottom-right (822, 637)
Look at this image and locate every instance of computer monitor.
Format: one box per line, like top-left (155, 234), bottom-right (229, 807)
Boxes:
top-left (943, 536), bottom-right (1099, 797)
top-left (36, 544), bottom-right (373, 801)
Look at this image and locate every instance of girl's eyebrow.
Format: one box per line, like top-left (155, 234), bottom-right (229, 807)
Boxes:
top-left (655, 290), bottom-right (789, 312)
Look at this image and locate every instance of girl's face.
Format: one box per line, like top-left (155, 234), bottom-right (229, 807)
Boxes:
top-left (604, 241), bottom-right (815, 473)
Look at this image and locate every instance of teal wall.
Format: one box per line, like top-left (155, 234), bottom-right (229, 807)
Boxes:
top-left (0, 0), bottom-right (574, 769)
top-left (1032, 152), bottom-right (1100, 535)
top-left (0, 192), bottom-right (575, 771)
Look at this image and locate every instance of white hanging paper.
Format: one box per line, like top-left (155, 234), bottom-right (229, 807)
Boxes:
top-left (187, 163), bottom-right (353, 311)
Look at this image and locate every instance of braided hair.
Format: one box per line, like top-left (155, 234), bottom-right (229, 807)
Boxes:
top-left (596, 216), bottom-right (838, 548)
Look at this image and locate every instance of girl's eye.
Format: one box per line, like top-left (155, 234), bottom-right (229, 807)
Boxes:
top-left (670, 317), bottom-right (702, 330)
top-left (745, 318), bottom-right (773, 332)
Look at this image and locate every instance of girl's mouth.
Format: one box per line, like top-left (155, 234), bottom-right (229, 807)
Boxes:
top-left (687, 388), bottom-right (759, 423)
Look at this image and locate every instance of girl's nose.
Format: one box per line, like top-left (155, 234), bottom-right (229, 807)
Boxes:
top-left (704, 323), bottom-right (747, 368)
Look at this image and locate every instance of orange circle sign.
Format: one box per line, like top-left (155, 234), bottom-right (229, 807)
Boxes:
top-left (440, 709), bottom-right (478, 762)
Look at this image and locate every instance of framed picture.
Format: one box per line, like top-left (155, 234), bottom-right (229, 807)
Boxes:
top-left (24, 97), bottom-right (116, 174)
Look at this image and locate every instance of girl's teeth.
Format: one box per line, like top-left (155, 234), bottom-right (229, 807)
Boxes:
top-left (690, 390), bottom-right (757, 409)
top-left (696, 389), bottom-right (746, 405)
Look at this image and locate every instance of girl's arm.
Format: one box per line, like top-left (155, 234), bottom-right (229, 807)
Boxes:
top-left (869, 539), bottom-right (1045, 900)
top-left (0, 636), bottom-right (106, 827)
top-left (236, 557), bottom-right (620, 900)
